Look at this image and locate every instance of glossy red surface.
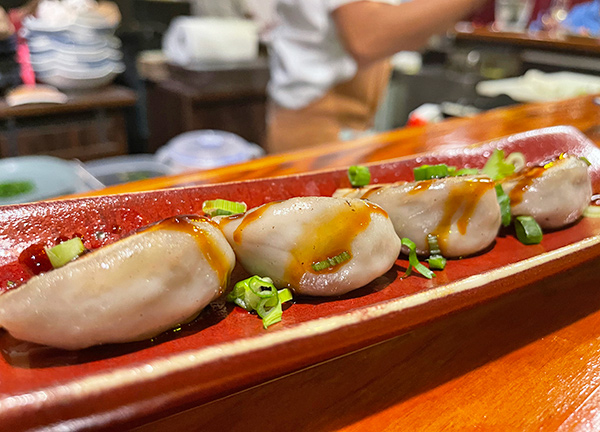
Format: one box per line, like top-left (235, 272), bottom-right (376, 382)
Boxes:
top-left (0, 126), bottom-right (599, 431)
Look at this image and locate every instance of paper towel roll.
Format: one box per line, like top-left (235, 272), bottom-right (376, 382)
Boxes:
top-left (163, 17), bottom-right (259, 67)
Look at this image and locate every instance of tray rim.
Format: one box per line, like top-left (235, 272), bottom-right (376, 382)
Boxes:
top-left (1, 125), bottom-right (599, 430)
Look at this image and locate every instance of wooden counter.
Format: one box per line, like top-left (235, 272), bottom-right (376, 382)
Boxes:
top-left (71, 95), bottom-right (600, 431)
top-left (455, 27), bottom-right (600, 56)
top-left (85, 93), bottom-right (600, 196)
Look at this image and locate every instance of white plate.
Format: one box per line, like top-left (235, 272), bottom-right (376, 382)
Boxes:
top-left (37, 63), bottom-right (125, 90)
top-left (476, 70), bottom-right (600, 102)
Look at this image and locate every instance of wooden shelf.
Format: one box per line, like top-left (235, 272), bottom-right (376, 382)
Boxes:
top-left (0, 85), bottom-right (136, 160)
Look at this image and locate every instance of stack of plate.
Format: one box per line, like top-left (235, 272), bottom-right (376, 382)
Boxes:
top-left (22, 1), bottom-right (124, 90)
top-left (0, 36), bottom-right (21, 96)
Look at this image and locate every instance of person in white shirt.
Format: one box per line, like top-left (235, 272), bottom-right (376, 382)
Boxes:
top-left (266, 0), bottom-right (491, 153)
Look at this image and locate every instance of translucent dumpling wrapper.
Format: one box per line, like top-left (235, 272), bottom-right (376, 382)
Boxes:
top-left (500, 155), bottom-right (592, 229)
top-left (336, 176), bottom-right (502, 258)
top-left (217, 196), bottom-right (402, 297)
top-left (0, 216), bottom-right (236, 350)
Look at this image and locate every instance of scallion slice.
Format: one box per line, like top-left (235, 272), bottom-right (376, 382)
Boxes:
top-left (454, 168), bottom-right (480, 176)
top-left (584, 205), bottom-right (600, 218)
top-left (226, 276), bottom-right (293, 329)
top-left (482, 149), bottom-right (516, 181)
top-left (426, 234), bottom-right (446, 270)
top-left (426, 234), bottom-right (442, 256)
top-left (401, 238), bottom-right (435, 279)
top-left (495, 184), bottom-right (512, 227)
top-left (428, 255), bottom-right (447, 270)
top-left (580, 156), bottom-right (592, 167)
top-left (45, 237), bottom-right (85, 269)
top-left (348, 165), bottom-right (371, 187)
top-left (202, 199), bottom-right (247, 216)
top-left (311, 251), bottom-right (351, 272)
top-left (514, 216), bottom-right (543, 245)
top-left (277, 288), bottom-right (293, 303)
top-left (413, 164), bottom-right (450, 181)
top-left (505, 152), bottom-right (526, 172)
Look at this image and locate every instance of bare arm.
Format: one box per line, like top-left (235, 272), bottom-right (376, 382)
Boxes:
top-left (333, 0), bottom-right (490, 67)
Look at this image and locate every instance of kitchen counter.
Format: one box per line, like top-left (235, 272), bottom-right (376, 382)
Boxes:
top-left (36, 95), bottom-right (600, 430)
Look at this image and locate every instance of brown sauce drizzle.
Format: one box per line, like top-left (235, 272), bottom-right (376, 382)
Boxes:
top-left (232, 202), bottom-right (276, 244)
top-left (505, 155), bottom-right (568, 205)
top-left (507, 166), bottom-right (546, 206)
top-left (408, 180), bottom-right (434, 195)
top-left (431, 178), bottom-right (494, 253)
top-left (358, 181), bottom-right (408, 200)
top-left (360, 185), bottom-right (385, 199)
top-left (285, 200), bottom-right (384, 287)
top-left (151, 216), bottom-right (231, 291)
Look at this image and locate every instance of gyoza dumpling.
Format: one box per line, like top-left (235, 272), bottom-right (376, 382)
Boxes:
top-left (342, 176), bottom-right (501, 258)
top-left (0, 216), bottom-right (235, 350)
top-left (500, 155), bottom-right (592, 229)
top-left (217, 196), bottom-right (401, 297)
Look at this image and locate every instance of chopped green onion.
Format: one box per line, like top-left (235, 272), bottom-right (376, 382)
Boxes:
top-left (277, 288), bottom-right (293, 303)
top-left (226, 275), bottom-right (292, 329)
top-left (426, 234), bottom-right (441, 256)
top-left (426, 234), bottom-right (446, 270)
top-left (45, 237), bottom-right (85, 269)
top-left (580, 156), bottom-right (592, 167)
top-left (428, 255), bottom-right (447, 270)
top-left (505, 152), bottom-right (526, 172)
top-left (495, 184), bottom-right (512, 227)
top-left (482, 149), bottom-right (516, 181)
top-left (257, 297), bottom-right (283, 328)
top-left (311, 251), bottom-right (351, 272)
top-left (514, 216), bottom-right (543, 245)
top-left (454, 168), bottom-right (480, 176)
top-left (202, 199), bottom-right (247, 216)
top-left (413, 164), bottom-right (450, 181)
top-left (584, 205), bottom-right (600, 218)
top-left (348, 165), bottom-right (371, 187)
top-left (401, 238), bottom-right (435, 279)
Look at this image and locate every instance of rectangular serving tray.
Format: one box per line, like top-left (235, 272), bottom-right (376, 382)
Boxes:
top-left (1, 126), bottom-right (599, 431)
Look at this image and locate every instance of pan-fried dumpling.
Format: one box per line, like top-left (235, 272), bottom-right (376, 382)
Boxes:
top-left (217, 196), bottom-right (401, 296)
top-left (338, 176), bottom-right (501, 258)
top-left (0, 216), bottom-right (235, 350)
top-left (500, 155), bottom-right (592, 229)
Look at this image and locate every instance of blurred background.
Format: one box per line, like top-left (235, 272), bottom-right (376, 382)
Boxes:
top-left (1, 0), bottom-right (600, 203)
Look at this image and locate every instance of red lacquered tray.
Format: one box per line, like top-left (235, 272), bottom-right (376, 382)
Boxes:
top-left (1, 126), bottom-right (600, 431)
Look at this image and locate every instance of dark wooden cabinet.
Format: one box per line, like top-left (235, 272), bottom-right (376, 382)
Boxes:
top-left (144, 59), bottom-right (269, 152)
